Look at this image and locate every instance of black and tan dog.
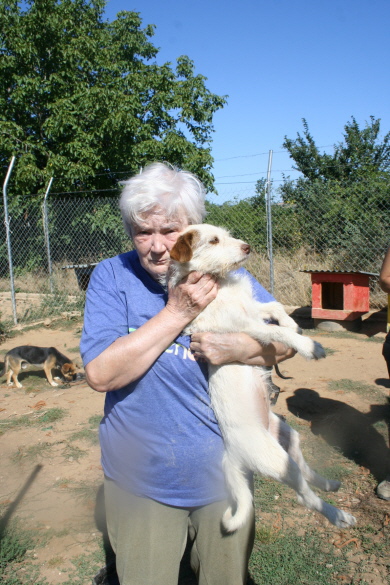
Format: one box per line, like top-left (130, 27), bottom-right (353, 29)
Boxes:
top-left (1, 346), bottom-right (77, 388)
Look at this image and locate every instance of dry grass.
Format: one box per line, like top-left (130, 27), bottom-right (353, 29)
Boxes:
top-left (0, 252), bottom-right (387, 320)
top-left (247, 249), bottom-right (386, 309)
top-left (0, 264), bottom-right (80, 295)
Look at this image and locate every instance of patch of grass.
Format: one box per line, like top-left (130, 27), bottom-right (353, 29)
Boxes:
top-left (63, 444), bottom-right (87, 461)
top-left (373, 420), bottom-right (388, 432)
top-left (46, 555), bottom-right (65, 568)
top-left (68, 414), bottom-right (101, 445)
top-left (61, 542), bottom-right (109, 585)
top-left (249, 528), bottom-right (349, 585)
top-left (68, 428), bottom-right (99, 445)
top-left (328, 379), bottom-right (384, 398)
top-left (12, 442), bottom-right (54, 463)
top-left (283, 414), bottom-right (308, 432)
top-left (67, 346), bottom-right (81, 353)
top-left (324, 346), bottom-right (337, 356)
top-left (54, 478), bottom-right (100, 502)
top-left (0, 407), bottom-right (66, 433)
top-left (253, 476), bottom-right (289, 513)
top-left (88, 414), bottom-right (102, 427)
top-left (363, 335), bottom-right (386, 344)
top-left (313, 462), bottom-right (354, 482)
top-left (355, 522), bottom-right (390, 556)
top-left (303, 328), bottom-right (385, 345)
top-left (0, 519), bottom-right (43, 585)
top-left (255, 523), bottom-right (280, 544)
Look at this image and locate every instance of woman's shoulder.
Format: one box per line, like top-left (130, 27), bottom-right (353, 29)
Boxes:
top-left (96, 250), bottom-right (138, 271)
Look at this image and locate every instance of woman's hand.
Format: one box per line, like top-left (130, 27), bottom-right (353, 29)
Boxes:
top-left (190, 332), bottom-right (296, 366)
top-left (166, 272), bottom-right (219, 324)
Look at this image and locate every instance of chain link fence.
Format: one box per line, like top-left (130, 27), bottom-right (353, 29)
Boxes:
top-left (1, 160), bottom-right (389, 324)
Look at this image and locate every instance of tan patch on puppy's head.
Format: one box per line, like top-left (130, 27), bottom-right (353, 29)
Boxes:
top-left (61, 362), bottom-right (77, 381)
top-left (170, 229), bottom-right (200, 263)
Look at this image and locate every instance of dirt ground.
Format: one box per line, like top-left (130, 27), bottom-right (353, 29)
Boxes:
top-left (0, 313), bottom-right (389, 584)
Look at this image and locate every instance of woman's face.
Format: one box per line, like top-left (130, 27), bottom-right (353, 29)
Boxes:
top-left (132, 210), bottom-right (189, 281)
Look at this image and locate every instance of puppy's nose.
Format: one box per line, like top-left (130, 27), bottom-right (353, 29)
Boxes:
top-left (241, 244), bottom-right (250, 255)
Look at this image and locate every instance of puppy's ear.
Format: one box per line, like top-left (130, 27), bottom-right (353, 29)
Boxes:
top-left (170, 230), bottom-right (197, 262)
top-left (62, 363), bottom-right (73, 373)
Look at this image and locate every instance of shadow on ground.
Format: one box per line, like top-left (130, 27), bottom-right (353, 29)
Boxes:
top-left (287, 388), bottom-right (390, 482)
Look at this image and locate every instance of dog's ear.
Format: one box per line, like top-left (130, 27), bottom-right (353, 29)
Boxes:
top-left (170, 230), bottom-right (198, 262)
top-left (62, 363), bottom-right (74, 373)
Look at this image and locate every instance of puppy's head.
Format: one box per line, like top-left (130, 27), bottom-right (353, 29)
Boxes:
top-left (61, 362), bottom-right (78, 382)
top-left (170, 224), bottom-right (250, 277)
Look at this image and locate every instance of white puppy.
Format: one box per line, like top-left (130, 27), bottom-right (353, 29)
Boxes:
top-left (169, 224), bottom-right (356, 532)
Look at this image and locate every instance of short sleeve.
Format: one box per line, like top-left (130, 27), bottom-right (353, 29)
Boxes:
top-left (80, 260), bottom-right (128, 367)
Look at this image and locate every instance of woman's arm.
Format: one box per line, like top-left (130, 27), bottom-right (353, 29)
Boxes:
top-left (85, 272), bottom-right (218, 392)
top-left (189, 332), bottom-right (296, 367)
top-left (379, 247), bottom-right (390, 293)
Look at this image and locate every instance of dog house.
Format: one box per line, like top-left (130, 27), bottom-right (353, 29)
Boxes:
top-left (301, 270), bottom-right (377, 322)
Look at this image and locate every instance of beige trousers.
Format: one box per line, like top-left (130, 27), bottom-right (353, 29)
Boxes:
top-left (104, 477), bottom-right (255, 585)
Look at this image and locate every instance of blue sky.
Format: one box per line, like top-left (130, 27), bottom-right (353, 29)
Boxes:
top-left (103, 0), bottom-right (390, 201)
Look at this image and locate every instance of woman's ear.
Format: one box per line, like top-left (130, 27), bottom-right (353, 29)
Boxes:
top-left (170, 230), bottom-right (197, 262)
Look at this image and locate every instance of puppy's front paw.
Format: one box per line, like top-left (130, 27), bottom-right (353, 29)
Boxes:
top-left (297, 337), bottom-right (326, 360)
top-left (50, 381), bottom-right (59, 387)
top-left (312, 341), bottom-right (326, 360)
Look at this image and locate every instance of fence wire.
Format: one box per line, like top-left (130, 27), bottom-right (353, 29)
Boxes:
top-left (1, 161), bottom-right (389, 324)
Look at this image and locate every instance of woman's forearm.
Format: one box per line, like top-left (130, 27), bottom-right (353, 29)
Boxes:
top-left (85, 307), bottom-right (190, 392)
top-left (85, 272), bottom-right (219, 392)
top-left (189, 332), bottom-right (296, 367)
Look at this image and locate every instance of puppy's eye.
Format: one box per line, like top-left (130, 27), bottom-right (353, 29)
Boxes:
top-left (209, 237), bottom-right (219, 245)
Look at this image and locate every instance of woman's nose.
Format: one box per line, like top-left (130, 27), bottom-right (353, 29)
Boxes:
top-left (151, 234), bottom-right (166, 252)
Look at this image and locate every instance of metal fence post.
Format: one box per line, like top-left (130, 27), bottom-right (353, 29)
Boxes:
top-left (265, 150), bottom-right (274, 296)
top-left (2, 156), bottom-right (17, 325)
top-left (42, 177), bottom-right (54, 293)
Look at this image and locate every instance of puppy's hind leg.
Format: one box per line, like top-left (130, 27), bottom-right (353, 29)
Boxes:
top-left (269, 412), bottom-right (341, 492)
top-left (241, 429), bottom-right (356, 528)
top-left (6, 358), bottom-right (23, 388)
top-left (222, 452), bottom-right (254, 533)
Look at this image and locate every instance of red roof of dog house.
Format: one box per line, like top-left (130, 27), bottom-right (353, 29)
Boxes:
top-left (301, 270), bottom-right (378, 321)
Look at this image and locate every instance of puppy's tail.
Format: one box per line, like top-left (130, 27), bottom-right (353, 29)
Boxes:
top-left (222, 490), bottom-right (253, 533)
top-left (222, 455), bottom-right (254, 533)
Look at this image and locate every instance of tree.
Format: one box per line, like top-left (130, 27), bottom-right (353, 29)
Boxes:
top-left (0, 0), bottom-right (226, 195)
top-left (283, 116), bottom-right (390, 183)
top-left (278, 118), bottom-right (390, 270)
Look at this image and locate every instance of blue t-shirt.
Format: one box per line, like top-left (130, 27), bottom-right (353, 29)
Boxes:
top-left (80, 250), bottom-right (275, 507)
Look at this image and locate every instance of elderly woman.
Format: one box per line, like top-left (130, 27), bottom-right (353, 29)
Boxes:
top-left (80, 162), bottom-right (294, 585)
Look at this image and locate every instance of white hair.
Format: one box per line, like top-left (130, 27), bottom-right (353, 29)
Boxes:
top-left (119, 162), bottom-right (207, 237)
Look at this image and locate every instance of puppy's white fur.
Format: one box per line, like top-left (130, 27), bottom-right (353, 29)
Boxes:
top-left (169, 224), bottom-right (356, 532)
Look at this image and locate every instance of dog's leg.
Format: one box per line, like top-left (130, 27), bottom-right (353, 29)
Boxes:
top-left (43, 364), bottom-right (58, 387)
top-left (221, 452), bottom-right (254, 533)
top-left (254, 301), bottom-right (302, 333)
top-left (244, 322), bottom-right (325, 360)
top-left (236, 429), bottom-right (355, 528)
top-left (10, 368), bottom-right (22, 388)
top-left (215, 401), bottom-right (356, 529)
top-left (11, 372), bottom-right (22, 388)
top-left (269, 413), bottom-right (341, 492)
top-left (6, 358), bottom-right (23, 388)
